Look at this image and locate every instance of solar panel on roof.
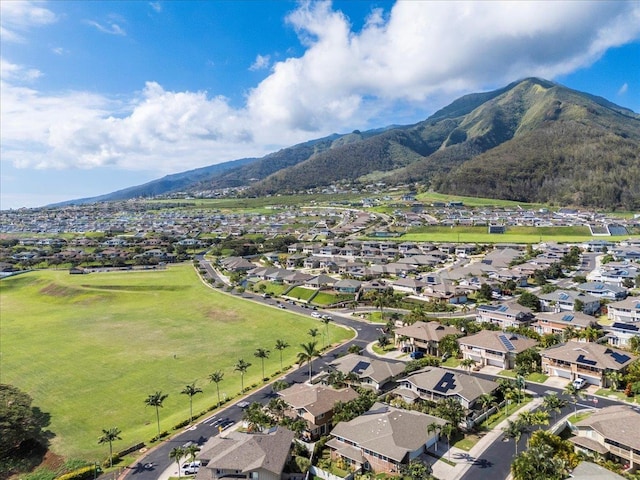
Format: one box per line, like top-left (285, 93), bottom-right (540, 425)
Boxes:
top-left (559, 293), bottom-right (569, 300)
top-left (498, 305), bottom-right (508, 312)
top-left (605, 349), bottom-right (631, 364)
top-left (595, 284), bottom-right (604, 290)
top-left (351, 361), bottom-right (370, 374)
top-left (433, 372), bottom-right (457, 394)
top-left (562, 314), bottom-right (574, 322)
top-left (499, 334), bottom-right (516, 351)
top-left (611, 322), bottom-right (639, 332)
top-left (576, 354), bottom-right (597, 366)
top-left (635, 303), bottom-right (640, 309)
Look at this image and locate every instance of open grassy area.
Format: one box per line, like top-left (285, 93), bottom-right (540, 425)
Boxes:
top-left (0, 265), bottom-right (353, 461)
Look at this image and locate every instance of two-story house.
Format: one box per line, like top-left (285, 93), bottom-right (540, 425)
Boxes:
top-left (459, 330), bottom-right (538, 370)
top-left (539, 290), bottom-right (600, 315)
top-left (476, 303), bottom-right (535, 329)
top-left (394, 321), bottom-right (459, 356)
top-left (532, 311), bottom-right (598, 337)
top-left (327, 354), bottom-right (405, 391)
top-left (607, 296), bottom-right (640, 324)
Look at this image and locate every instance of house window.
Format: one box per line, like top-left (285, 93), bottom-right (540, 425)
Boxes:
top-left (251, 473), bottom-right (259, 480)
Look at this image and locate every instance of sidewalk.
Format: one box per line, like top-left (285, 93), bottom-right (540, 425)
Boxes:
top-left (429, 395), bottom-right (545, 480)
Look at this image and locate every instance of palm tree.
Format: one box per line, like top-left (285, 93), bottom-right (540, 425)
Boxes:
top-left (477, 393), bottom-right (496, 414)
top-left (460, 358), bottom-right (476, 375)
top-left (169, 446), bottom-right (185, 478)
top-left (440, 423), bottom-right (456, 461)
top-left (628, 335), bottom-right (640, 354)
top-left (502, 419), bottom-right (526, 455)
top-left (145, 391), bottom-right (169, 439)
top-left (605, 370), bottom-right (624, 390)
top-left (297, 341), bottom-right (321, 383)
top-left (98, 427), bottom-right (122, 468)
top-left (563, 326), bottom-right (578, 342)
top-left (234, 359), bottom-right (251, 393)
top-left (271, 379), bottom-right (289, 392)
top-left (208, 370), bottom-right (224, 407)
top-left (254, 348), bottom-right (270, 380)
top-left (274, 339), bottom-right (289, 370)
top-left (267, 397), bottom-right (288, 422)
top-left (308, 328), bottom-right (319, 339)
top-left (427, 422), bottom-right (442, 452)
top-left (564, 383), bottom-right (584, 416)
top-left (185, 444), bottom-right (200, 464)
top-left (181, 382), bottom-right (203, 424)
top-left (542, 393), bottom-right (567, 422)
top-left (321, 317), bottom-right (331, 348)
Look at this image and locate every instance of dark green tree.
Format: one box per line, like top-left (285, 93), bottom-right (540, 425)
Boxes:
top-left (98, 427), bottom-right (122, 468)
top-left (144, 391), bottom-right (169, 439)
top-left (254, 348), bottom-right (270, 380)
top-left (181, 383), bottom-right (203, 424)
top-left (208, 370), bottom-right (224, 407)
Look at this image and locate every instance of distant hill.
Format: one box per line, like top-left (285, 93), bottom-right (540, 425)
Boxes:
top-left (58, 78), bottom-right (640, 210)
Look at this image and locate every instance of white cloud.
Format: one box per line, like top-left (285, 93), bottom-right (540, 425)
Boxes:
top-left (0, 0), bottom-right (57, 42)
top-left (51, 46), bottom-right (66, 55)
top-left (0, 58), bottom-right (42, 82)
top-left (618, 83), bottom-right (628, 95)
top-left (1, 0), bottom-right (640, 179)
top-left (84, 19), bottom-right (126, 36)
top-left (149, 2), bottom-right (162, 13)
top-left (249, 54), bottom-right (271, 71)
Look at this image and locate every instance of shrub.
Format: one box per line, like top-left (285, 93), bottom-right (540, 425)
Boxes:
top-left (173, 419), bottom-right (190, 430)
top-left (55, 465), bottom-right (97, 480)
top-left (25, 468), bottom-right (57, 480)
top-left (102, 455), bottom-right (120, 468)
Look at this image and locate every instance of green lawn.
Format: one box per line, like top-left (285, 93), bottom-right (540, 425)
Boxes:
top-left (287, 286), bottom-right (316, 301)
top-left (0, 265), bottom-right (353, 461)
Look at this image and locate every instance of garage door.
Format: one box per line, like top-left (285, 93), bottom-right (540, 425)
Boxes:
top-left (487, 358), bottom-right (504, 368)
top-left (552, 368), bottom-right (571, 379)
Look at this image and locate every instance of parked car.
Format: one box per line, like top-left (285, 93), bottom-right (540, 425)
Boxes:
top-left (311, 311), bottom-right (321, 318)
top-left (410, 351), bottom-right (424, 360)
top-left (181, 461), bottom-right (201, 475)
top-left (573, 377), bottom-right (586, 389)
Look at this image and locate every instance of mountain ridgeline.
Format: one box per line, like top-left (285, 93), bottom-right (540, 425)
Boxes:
top-left (65, 78), bottom-right (640, 210)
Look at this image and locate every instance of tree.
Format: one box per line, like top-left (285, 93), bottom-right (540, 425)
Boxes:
top-left (439, 334), bottom-right (460, 357)
top-left (542, 393), bottom-right (567, 422)
top-left (427, 422), bottom-right (442, 452)
top-left (274, 339), bottom-right (289, 370)
top-left (605, 370), bottom-right (624, 390)
top-left (322, 317), bottom-right (331, 347)
top-left (208, 370), bottom-right (224, 407)
top-left (254, 348), bottom-right (271, 380)
top-left (563, 326), bottom-right (578, 342)
top-left (517, 292), bottom-right (541, 312)
top-left (579, 326), bottom-right (602, 343)
top-left (271, 379), bottom-right (289, 392)
top-left (511, 443), bottom-right (567, 480)
top-left (401, 459), bottom-right (433, 480)
top-left (169, 446), bottom-right (185, 478)
top-left (435, 397), bottom-right (465, 427)
top-left (0, 384), bottom-right (51, 459)
top-left (629, 335), bottom-right (640, 354)
top-left (297, 341), bottom-right (321, 383)
top-left (185, 443), bottom-right (200, 463)
top-left (98, 427), bottom-right (122, 468)
top-left (377, 335), bottom-right (390, 349)
top-left (440, 423), bottom-right (456, 461)
top-left (477, 283), bottom-right (493, 302)
top-left (181, 382), bottom-right (203, 424)
top-left (477, 393), bottom-right (496, 414)
top-left (563, 383), bottom-right (584, 415)
top-left (573, 299), bottom-right (584, 312)
top-left (234, 359), bottom-right (252, 393)
top-left (145, 391), bottom-right (168, 439)
top-left (460, 358), bottom-right (476, 375)
top-left (502, 419), bottom-right (527, 455)
top-left (267, 397), bottom-right (287, 422)
top-left (515, 348), bottom-right (541, 376)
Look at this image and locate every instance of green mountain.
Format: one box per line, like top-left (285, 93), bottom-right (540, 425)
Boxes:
top-left (61, 78), bottom-right (640, 210)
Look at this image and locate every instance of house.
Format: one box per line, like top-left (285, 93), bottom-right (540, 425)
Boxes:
top-left (333, 279), bottom-right (362, 294)
top-left (394, 321), bottom-right (459, 356)
top-left (327, 354), bottom-right (404, 391)
top-left (395, 366), bottom-right (499, 409)
top-left (459, 330), bottom-right (538, 370)
top-left (277, 383), bottom-right (359, 440)
top-left (476, 303), bottom-right (535, 329)
top-left (569, 461), bottom-right (626, 480)
top-left (539, 290), bottom-right (600, 315)
top-left (570, 405), bottom-right (640, 472)
top-left (196, 427), bottom-right (295, 480)
top-left (326, 403), bottom-right (447, 474)
top-left (305, 274), bottom-right (337, 289)
top-left (532, 311), bottom-right (598, 337)
top-left (603, 322), bottom-right (640, 349)
top-left (541, 341), bottom-right (637, 387)
top-left (607, 296), bottom-right (640, 323)
top-left (576, 282), bottom-right (627, 300)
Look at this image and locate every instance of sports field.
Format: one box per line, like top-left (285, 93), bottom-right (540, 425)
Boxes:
top-left (0, 265), bottom-right (353, 460)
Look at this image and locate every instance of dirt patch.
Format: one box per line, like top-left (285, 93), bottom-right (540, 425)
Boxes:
top-left (39, 283), bottom-right (83, 298)
top-left (40, 450), bottom-right (65, 471)
top-left (206, 308), bottom-right (242, 322)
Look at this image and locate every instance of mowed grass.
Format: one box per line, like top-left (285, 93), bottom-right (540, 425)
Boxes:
top-left (0, 265), bottom-right (353, 460)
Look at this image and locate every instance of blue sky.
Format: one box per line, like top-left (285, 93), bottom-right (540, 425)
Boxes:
top-left (1, 0), bottom-right (639, 209)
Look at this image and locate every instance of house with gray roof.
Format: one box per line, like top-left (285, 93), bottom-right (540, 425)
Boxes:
top-left (603, 321), bottom-right (640, 349)
top-left (570, 405), bottom-right (640, 472)
top-left (277, 383), bottom-right (359, 440)
top-left (196, 427), bottom-right (295, 480)
top-left (394, 321), bottom-right (459, 356)
top-left (327, 354), bottom-right (404, 391)
top-left (539, 290), bottom-right (600, 315)
top-left (395, 366), bottom-right (499, 409)
top-left (326, 403), bottom-right (447, 474)
top-left (607, 296), bottom-right (640, 324)
top-left (459, 330), bottom-right (538, 370)
top-left (577, 281), bottom-right (627, 300)
top-left (541, 341), bottom-right (637, 387)
top-left (476, 303), bottom-right (535, 329)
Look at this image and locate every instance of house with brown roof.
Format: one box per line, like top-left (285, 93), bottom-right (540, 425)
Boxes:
top-left (532, 311), bottom-right (598, 337)
top-left (459, 330), bottom-right (538, 370)
top-left (394, 321), bottom-right (459, 356)
top-left (277, 383), bottom-right (359, 440)
top-left (476, 303), bottom-right (535, 329)
top-left (394, 366), bottom-right (499, 409)
top-left (570, 405), bottom-right (640, 472)
top-left (196, 427), bottom-right (295, 480)
top-left (326, 403), bottom-right (447, 474)
top-left (541, 341), bottom-right (637, 387)
top-left (327, 354), bottom-right (404, 391)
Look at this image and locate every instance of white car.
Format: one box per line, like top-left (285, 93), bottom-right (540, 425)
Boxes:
top-left (181, 461), bottom-right (201, 475)
top-left (573, 378), bottom-right (586, 389)
top-left (311, 311), bottom-right (321, 318)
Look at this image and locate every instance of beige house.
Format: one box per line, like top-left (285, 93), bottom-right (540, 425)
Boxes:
top-left (328, 354), bottom-right (405, 391)
top-left (607, 296), bottom-right (640, 323)
top-left (394, 321), bottom-right (459, 356)
top-left (277, 383), bottom-right (359, 440)
top-left (532, 311), bottom-right (598, 337)
top-left (541, 341), bottom-right (637, 387)
top-left (570, 405), bottom-right (640, 472)
top-left (196, 427), bottom-right (295, 480)
top-left (459, 330), bottom-right (538, 370)
top-left (327, 403), bottom-right (447, 474)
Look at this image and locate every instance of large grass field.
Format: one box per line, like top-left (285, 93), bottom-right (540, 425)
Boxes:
top-left (0, 265), bottom-right (353, 460)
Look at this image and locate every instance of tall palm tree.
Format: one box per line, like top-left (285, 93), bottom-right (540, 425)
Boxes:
top-left (145, 391), bottom-right (169, 439)
top-left (169, 446), bottom-right (185, 478)
top-left (185, 444), bottom-right (200, 463)
top-left (502, 419), bottom-right (526, 455)
top-left (564, 383), bottom-right (584, 416)
top-left (427, 422), bottom-right (442, 451)
top-left (308, 328), bottom-right (319, 339)
top-left (440, 423), bottom-right (456, 461)
top-left (98, 427), bottom-right (122, 468)
top-left (234, 359), bottom-right (252, 393)
top-left (542, 393), bottom-right (567, 422)
top-left (181, 382), bottom-right (203, 424)
top-left (254, 348), bottom-right (271, 380)
top-left (208, 370), bottom-right (224, 407)
top-left (274, 339), bottom-right (289, 370)
top-left (605, 370), bottom-right (624, 390)
top-left (321, 317), bottom-right (331, 348)
top-left (460, 358), bottom-right (476, 375)
top-left (477, 393), bottom-right (496, 414)
top-left (563, 326), bottom-right (578, 342)
top-left (297, 341), bottom-right (321, 383)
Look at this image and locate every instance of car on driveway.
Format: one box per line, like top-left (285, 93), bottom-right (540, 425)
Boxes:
top-left (573, 377), bottom-right (586, 389)
top-left (410, 351), bottom-right (424, 360)
top-left (181, 461), bottom-right (201, 475)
